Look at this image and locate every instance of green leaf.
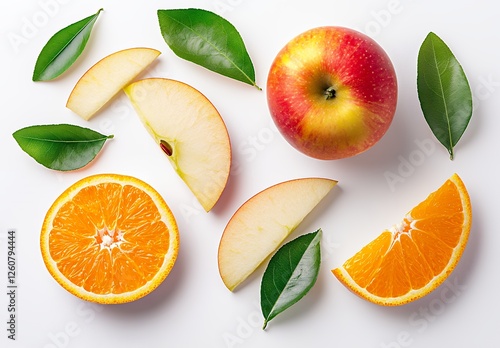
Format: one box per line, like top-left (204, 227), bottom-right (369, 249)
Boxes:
top-left (261, 229), bottom-right (322, 330)
top-left (12, 124), bottom-right (113, 171)
top-left (157, 8), bottom-right (260, 89)
top-left (33, 8), bottom-right (103, 81)
top-left (417, 32), bottom-right (473, 160)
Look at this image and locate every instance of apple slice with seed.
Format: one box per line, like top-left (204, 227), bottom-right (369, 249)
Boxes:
top-left (67, 47), bottom-right (161, 120)
top-left (218, 177), bottom-right (337, 291)
top-left (124, 78), bottom-right (231, 212)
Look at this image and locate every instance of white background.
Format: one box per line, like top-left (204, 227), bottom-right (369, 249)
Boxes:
top-left (1, 0), bottom-right (498, 347)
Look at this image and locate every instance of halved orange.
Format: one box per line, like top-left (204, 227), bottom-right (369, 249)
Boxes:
top-left (40, 174), bottom-right (179, 304)
top-left (332, 173), bottom-right (471, 306)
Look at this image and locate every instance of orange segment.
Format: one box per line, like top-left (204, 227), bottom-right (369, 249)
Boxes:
top-left (332, 173), bottom-right (471, 305)
top-left (41, 174), bottom-right (179, 304)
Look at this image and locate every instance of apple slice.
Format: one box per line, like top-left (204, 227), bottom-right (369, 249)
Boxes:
top-left (124, 78), bottom-right (231, 212)
top-left (218, 177), bottom-right (337, 291)
top-left (66, 47), bottom-right (161, 120)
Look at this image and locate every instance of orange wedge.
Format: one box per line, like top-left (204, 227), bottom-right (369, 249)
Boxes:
top-left (40, 174), bottom-right (179, 304)
top-left (332, 173), bottom-right (471, 305)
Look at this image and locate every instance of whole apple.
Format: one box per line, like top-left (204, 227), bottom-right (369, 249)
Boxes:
top-left (267, 26), bottom-right (398, 160)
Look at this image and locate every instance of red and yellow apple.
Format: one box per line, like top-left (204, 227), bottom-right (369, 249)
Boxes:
top-left (267, 26), bottom-right (398, 160)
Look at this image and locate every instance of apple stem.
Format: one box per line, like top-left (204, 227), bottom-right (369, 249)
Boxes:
top-left (160, 140), bottom-right (173, 156)
top-left (324, 86), bottom-right (336, 100)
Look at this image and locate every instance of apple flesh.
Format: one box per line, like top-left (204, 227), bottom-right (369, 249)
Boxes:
top-left (124, 78), bottom-right (231, 212)
top-left (67, 47), bottom-right (161, 120)
top-left (267, 26), bottom-right (398, 160)
top-left (218, 177), bottom-right (337, 291)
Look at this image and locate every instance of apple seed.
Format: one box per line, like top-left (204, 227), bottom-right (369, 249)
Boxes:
top-left (160, 140), bottom-right (173, 156)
